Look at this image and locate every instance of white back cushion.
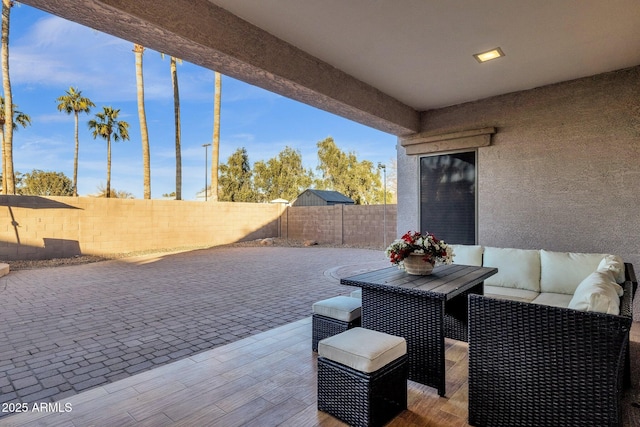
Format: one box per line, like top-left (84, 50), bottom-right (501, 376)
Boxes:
top-left (568, 270), bottom-right (622, 315)
top-left (450, 244), bottom-right (484, 266)
top-left (540, 250), bottom-right (608, 294)
top-left (483, 247), bottom-right (541, 292)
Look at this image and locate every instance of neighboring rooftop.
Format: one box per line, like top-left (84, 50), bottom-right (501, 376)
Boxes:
top-left (292, 189), bottom-right (355, 206)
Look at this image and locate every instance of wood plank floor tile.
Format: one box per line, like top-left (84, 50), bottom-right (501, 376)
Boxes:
top-left (3, 318), bottom-right (639, 427)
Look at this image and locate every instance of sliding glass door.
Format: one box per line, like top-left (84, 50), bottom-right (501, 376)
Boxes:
top-left (419, 151), bottom-right (476, 244)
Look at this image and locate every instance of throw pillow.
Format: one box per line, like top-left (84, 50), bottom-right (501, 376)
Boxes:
top-left (597, 254), bottom-right (626, 284)
top-left (568, 270), bottom-right (623, 315)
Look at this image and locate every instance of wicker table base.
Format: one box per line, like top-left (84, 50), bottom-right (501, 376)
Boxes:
top-left (341, 264), bottom-right (497, 396)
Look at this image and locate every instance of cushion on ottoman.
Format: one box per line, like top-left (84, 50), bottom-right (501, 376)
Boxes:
top-left (313, 296), bottom-right (361, 322)
top-left (318, 327), bottom-right (407, 373)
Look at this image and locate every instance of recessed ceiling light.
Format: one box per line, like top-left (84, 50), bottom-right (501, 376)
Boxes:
top-left (473, 47), bottom-right (505, 63)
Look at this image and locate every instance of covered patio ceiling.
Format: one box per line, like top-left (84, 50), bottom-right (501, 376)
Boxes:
top-left (21, 0), bottom-right (640, 136)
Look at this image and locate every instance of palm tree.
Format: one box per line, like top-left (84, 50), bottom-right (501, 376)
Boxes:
top-left (133, 43), bottom-right (151, 199)
top-left (0, 96), bottom-right (30, 193)
top-left (1, 0), bottom-right (15, 194)
top-left (161, 53), bottom-right (183, 200)
top-left (88, 106), bottom-right (130, 198)
top-left (170, 56), bottom-right (183, 200)
top-left (56, 87), bottom-right (95, 196)
top-left (210, 71), bottom-right (221, 201)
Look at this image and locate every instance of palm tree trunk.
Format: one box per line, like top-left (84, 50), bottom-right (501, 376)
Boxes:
top-left (211, 71), bottom-right (221, 202)
top-left (134, 43), bottom-right (151, 199)
top-left (73, 111), bottom-right (79, 196)
top-left (1, 0), bottom-right (14, 194)
top-left (0, 125), bottom-right (4, 193)
top-left (106, 136), bottom-right (111, 198)
top-left (171, 56), bottom-right (181, 200)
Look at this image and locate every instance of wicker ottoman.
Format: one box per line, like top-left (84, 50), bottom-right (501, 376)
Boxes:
top-left (312, 296), bottom-right (361, 351)
top-left (317, 327), bottom-right (408, 427)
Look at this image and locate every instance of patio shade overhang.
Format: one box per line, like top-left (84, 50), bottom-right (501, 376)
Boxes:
top-left (18, 0), bottom-right (640, 137)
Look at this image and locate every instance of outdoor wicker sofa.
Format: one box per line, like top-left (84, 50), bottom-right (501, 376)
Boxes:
top-left (451, 245), bottom-right (637, 426)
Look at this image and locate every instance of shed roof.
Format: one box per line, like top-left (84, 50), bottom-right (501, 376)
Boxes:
top-left (303, 189), bottom-right (355, 203)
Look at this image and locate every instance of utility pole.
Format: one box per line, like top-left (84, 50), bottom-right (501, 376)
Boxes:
top-left (378, 162), bottom-right (387, 248)
top-left (202, 143), bottom-right (211, 201)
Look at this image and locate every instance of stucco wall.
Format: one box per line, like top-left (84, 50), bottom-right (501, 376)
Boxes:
top-left (0, 196), bottom-right (282, 260)
top-left (398, 66), bottom-right (640, 267)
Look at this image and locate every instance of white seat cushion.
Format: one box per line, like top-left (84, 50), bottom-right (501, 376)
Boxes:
top-left (312, 296), bottom-right (361, 322)
top-left (568, 270), bottom-right (623, 314)
top-left (318, 327), bottom-right (406, 373)
top-left (350, 289), bottom-right (362, 299)
top-left (531, 292), bottom-right (573, 308)
top-left (540, 250), bottom-right (608, 294)
top-left (484, 285), bottom-right (539, 303)
top-left (450, 244), bottom-right (484, 266)
top-left (483, 247), bottom-right (541, 292)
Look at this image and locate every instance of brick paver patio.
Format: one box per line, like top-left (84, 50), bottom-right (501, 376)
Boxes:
top-left (0, 245), bottom-right (388, 418)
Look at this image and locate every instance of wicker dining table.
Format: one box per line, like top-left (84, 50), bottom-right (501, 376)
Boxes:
top-left (340, 263), bottom-right (497, 396)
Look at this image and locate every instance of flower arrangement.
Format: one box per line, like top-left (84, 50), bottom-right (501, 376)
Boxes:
top-left (385, 231), bottom-right (454, 269)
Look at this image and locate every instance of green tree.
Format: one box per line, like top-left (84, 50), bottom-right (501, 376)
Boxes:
top-left (316, 137), bottom-right (383, 205)
top-left (0, 96), bottom-right (30, 194)
top-left (18, 169), bottom-right (73, 196)
top-left (253, 146), bottom-right (313, 202)
top-left (133, 43), bottom-right (151, 199)
top-left (218, 147), bottom-right (257, 202)
top-left (56, 87), bottom-right (95, 196)
top-left (88, 106), bottom-right (130, 198)
top-left (1, 0), bottom-right (15, 194)
top-left (210, 71), bottom-right (221, 201)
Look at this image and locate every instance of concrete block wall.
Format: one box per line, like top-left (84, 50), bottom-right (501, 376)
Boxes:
top-left (283, 204), bottom-right (397, 248)
top-left (281, 205), bottom-right (343, 244)
top-left (0, 196), bottom-right (282, 260)
top-left (342, 204), bottom-right (397, 248)
top-left (0, 197), bottom-right (395, 260)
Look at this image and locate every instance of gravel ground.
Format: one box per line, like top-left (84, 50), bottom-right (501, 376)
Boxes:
top-left (2, 238), bottom-right (384, 270)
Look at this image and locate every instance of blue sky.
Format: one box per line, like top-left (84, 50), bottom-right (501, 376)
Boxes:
top-left (8, 4), bottom-right (397, 200)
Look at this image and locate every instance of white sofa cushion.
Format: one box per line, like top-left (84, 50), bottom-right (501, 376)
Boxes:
top-left (597, 254), bottom-right (626, 284)
top-left (484, 285), bottom-right (539, 303)
top-left (451, 244), bottom-right (484, 266)
top-left (318, 327), bottom-right (407, 373)
top-left (531, 292), bottom-right (573, 308)
top-left (540, 250), bottom-right (608, 294)
top-left (568, 270), bottom-right (623, 314)
top-left (483, 247), bottom-right (541, 292)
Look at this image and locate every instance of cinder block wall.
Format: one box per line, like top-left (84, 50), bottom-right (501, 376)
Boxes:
top-left (0, 196), bottom-right (282, 260)
top-left (397, 66), bottom-right (640, 267)
top-left (283, 204), bottom-right (397, 248)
